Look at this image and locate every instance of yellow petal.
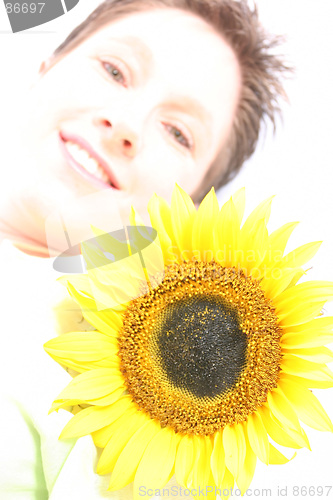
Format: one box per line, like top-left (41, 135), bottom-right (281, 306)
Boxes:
top-left (266, 389), bottom-right (302, 433)
top-left (268, 443), bottom-right (296, 465)
top-left (192, 188), bottom-right (219, 261)
top-left (278, 377), bottom-right (333, 432)
top-left (284, 373), bottom-right (333, 389)
top-left (220, 467), bottom-right (234, 498)
top-left (205, 472), bottom-right (218, 500)
top-left (282, 347), bottom-right (333, 364)
top-left (90, 225), bottom-right (127, 252)
top-left (215, 197), bottom-right (241, 267)
top-left (148, 193), bottom-right (180, 264)
top-left (237, 422), bottom-right (257, 494)
top-left (285, 269), bottom-right (306, 290)
top-left (281, 355), bottom-right (333, 384)
top-left (129, 205), bottom-right (146, 230)
top-left (242, 218), bottom-right (268, 274)
top-left (44, 331), bottom-right (118, 361)
top-left (81, 239), bottom-right (112, 271)
top-left (188, 435), bottom-right (212, 490)
top-left (278, 301), bottom-right (326, 327)
top-left (67, 282), bottom-right (124, 334)
top-left (264, 221), bottom-right (299, 265)
top-left (241, 196), bottom-right (274, 237)
top-left (87, 251), bottom-right (148, 310)
top-left (259, 404), bottom-right (310, 449)
top-left (278, 241), bottom-right (322, 271)
top-left (60, 396), bottom-right (132, 439)
top-left (283, 316), bottom-right (333, 334)
top-left (132, 427), bottom-right (178, 497)
top-left (246, 412), bottom-right (269, 464)
top-left (261, 266), bottom-right (304, 300)
top-left (210, 432), bottom-right (225, 489)
top-left (92, 405), bottom-right (137, 448)
top-left (238, 196), bottom-right (273, 268)
top-left (281, 332), bottom-right (333, 350)
top-left (222, 424), bottom-right (246, 480)
top-left (97, 411), bottom-right (150, 476)
top-left (281, 316), bottom-right (333, 349)
top-left (128, 211), bottom-right (165, 281)
top-left (171, 184), bottom-right (196, 256)
top-left (47, 355), bottom-right (120, 375)
top-left (49, 399), bottom-right (80, 413)
top-left (59, 274), bottom-right (93, 300)
top-left (202, 437), bottom-right (214, 487)
top-left (175, 435), bottom-right (195, 488)
top-left (56, 368), bottom-right (124, 402)
top-left (275, 281), bottom-right (333, 309)
top-left (52, 385), bottom-right (124, 410)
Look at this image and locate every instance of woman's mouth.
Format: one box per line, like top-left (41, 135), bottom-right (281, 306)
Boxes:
top-left (59, 131), bottom-right (120, 190)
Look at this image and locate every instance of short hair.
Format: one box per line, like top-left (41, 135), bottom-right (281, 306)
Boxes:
top-left (51, 0), bottom-right (289, 202)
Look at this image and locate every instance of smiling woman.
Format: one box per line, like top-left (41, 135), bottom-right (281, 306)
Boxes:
top-left (0, 0), bottom-right (286, 258)
top-left (29, 8), bottom-right (241, 196)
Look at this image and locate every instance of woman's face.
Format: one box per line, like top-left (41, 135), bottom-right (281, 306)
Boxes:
top-left (12, 8), bottom-right (240, 250)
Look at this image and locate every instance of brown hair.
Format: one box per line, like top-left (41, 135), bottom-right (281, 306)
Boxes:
top-left (51, 0), bottom-right (289, 202)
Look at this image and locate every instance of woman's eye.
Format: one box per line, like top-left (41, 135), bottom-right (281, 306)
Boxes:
top-left (165, 124), bottom-right (192, 150)
top-left (102, 62), bottom-right (125, 85)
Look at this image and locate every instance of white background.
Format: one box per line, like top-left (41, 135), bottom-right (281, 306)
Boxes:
top-left (1, 1), bottom-right (333, 498)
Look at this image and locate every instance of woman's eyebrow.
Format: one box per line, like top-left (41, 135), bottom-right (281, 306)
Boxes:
top-left (166, 96), bottom-right (211, 125)
top-left (106, 35), bottom-right (153, 77)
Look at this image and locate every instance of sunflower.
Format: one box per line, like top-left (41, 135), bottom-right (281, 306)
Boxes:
top-left (45, 185), bottom-right (333, 498)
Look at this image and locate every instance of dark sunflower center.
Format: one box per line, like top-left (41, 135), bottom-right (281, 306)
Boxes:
top-left (119, 261), bottom-right (282, 435)
top-left (154, 295), bottom-right (247, 399)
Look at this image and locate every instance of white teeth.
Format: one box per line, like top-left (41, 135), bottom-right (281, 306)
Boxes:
top-left (65, 141), bottom-right (112, 184)
top-left (83, 156), bottom-right (99, 175)
top-left (99, 168), bottom-right (110, 184)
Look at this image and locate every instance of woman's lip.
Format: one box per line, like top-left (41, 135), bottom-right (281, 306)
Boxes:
top-left (58, 131), bottom-right (121, 190)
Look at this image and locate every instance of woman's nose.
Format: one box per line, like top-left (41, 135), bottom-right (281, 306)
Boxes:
top-left (95, 117), bottom-right (140, 159)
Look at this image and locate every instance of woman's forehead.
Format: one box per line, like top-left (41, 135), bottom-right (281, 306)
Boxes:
top-left (77, 8), bottom-right (232, 64)
top-left (73, 8), bottom-right (240, 123)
